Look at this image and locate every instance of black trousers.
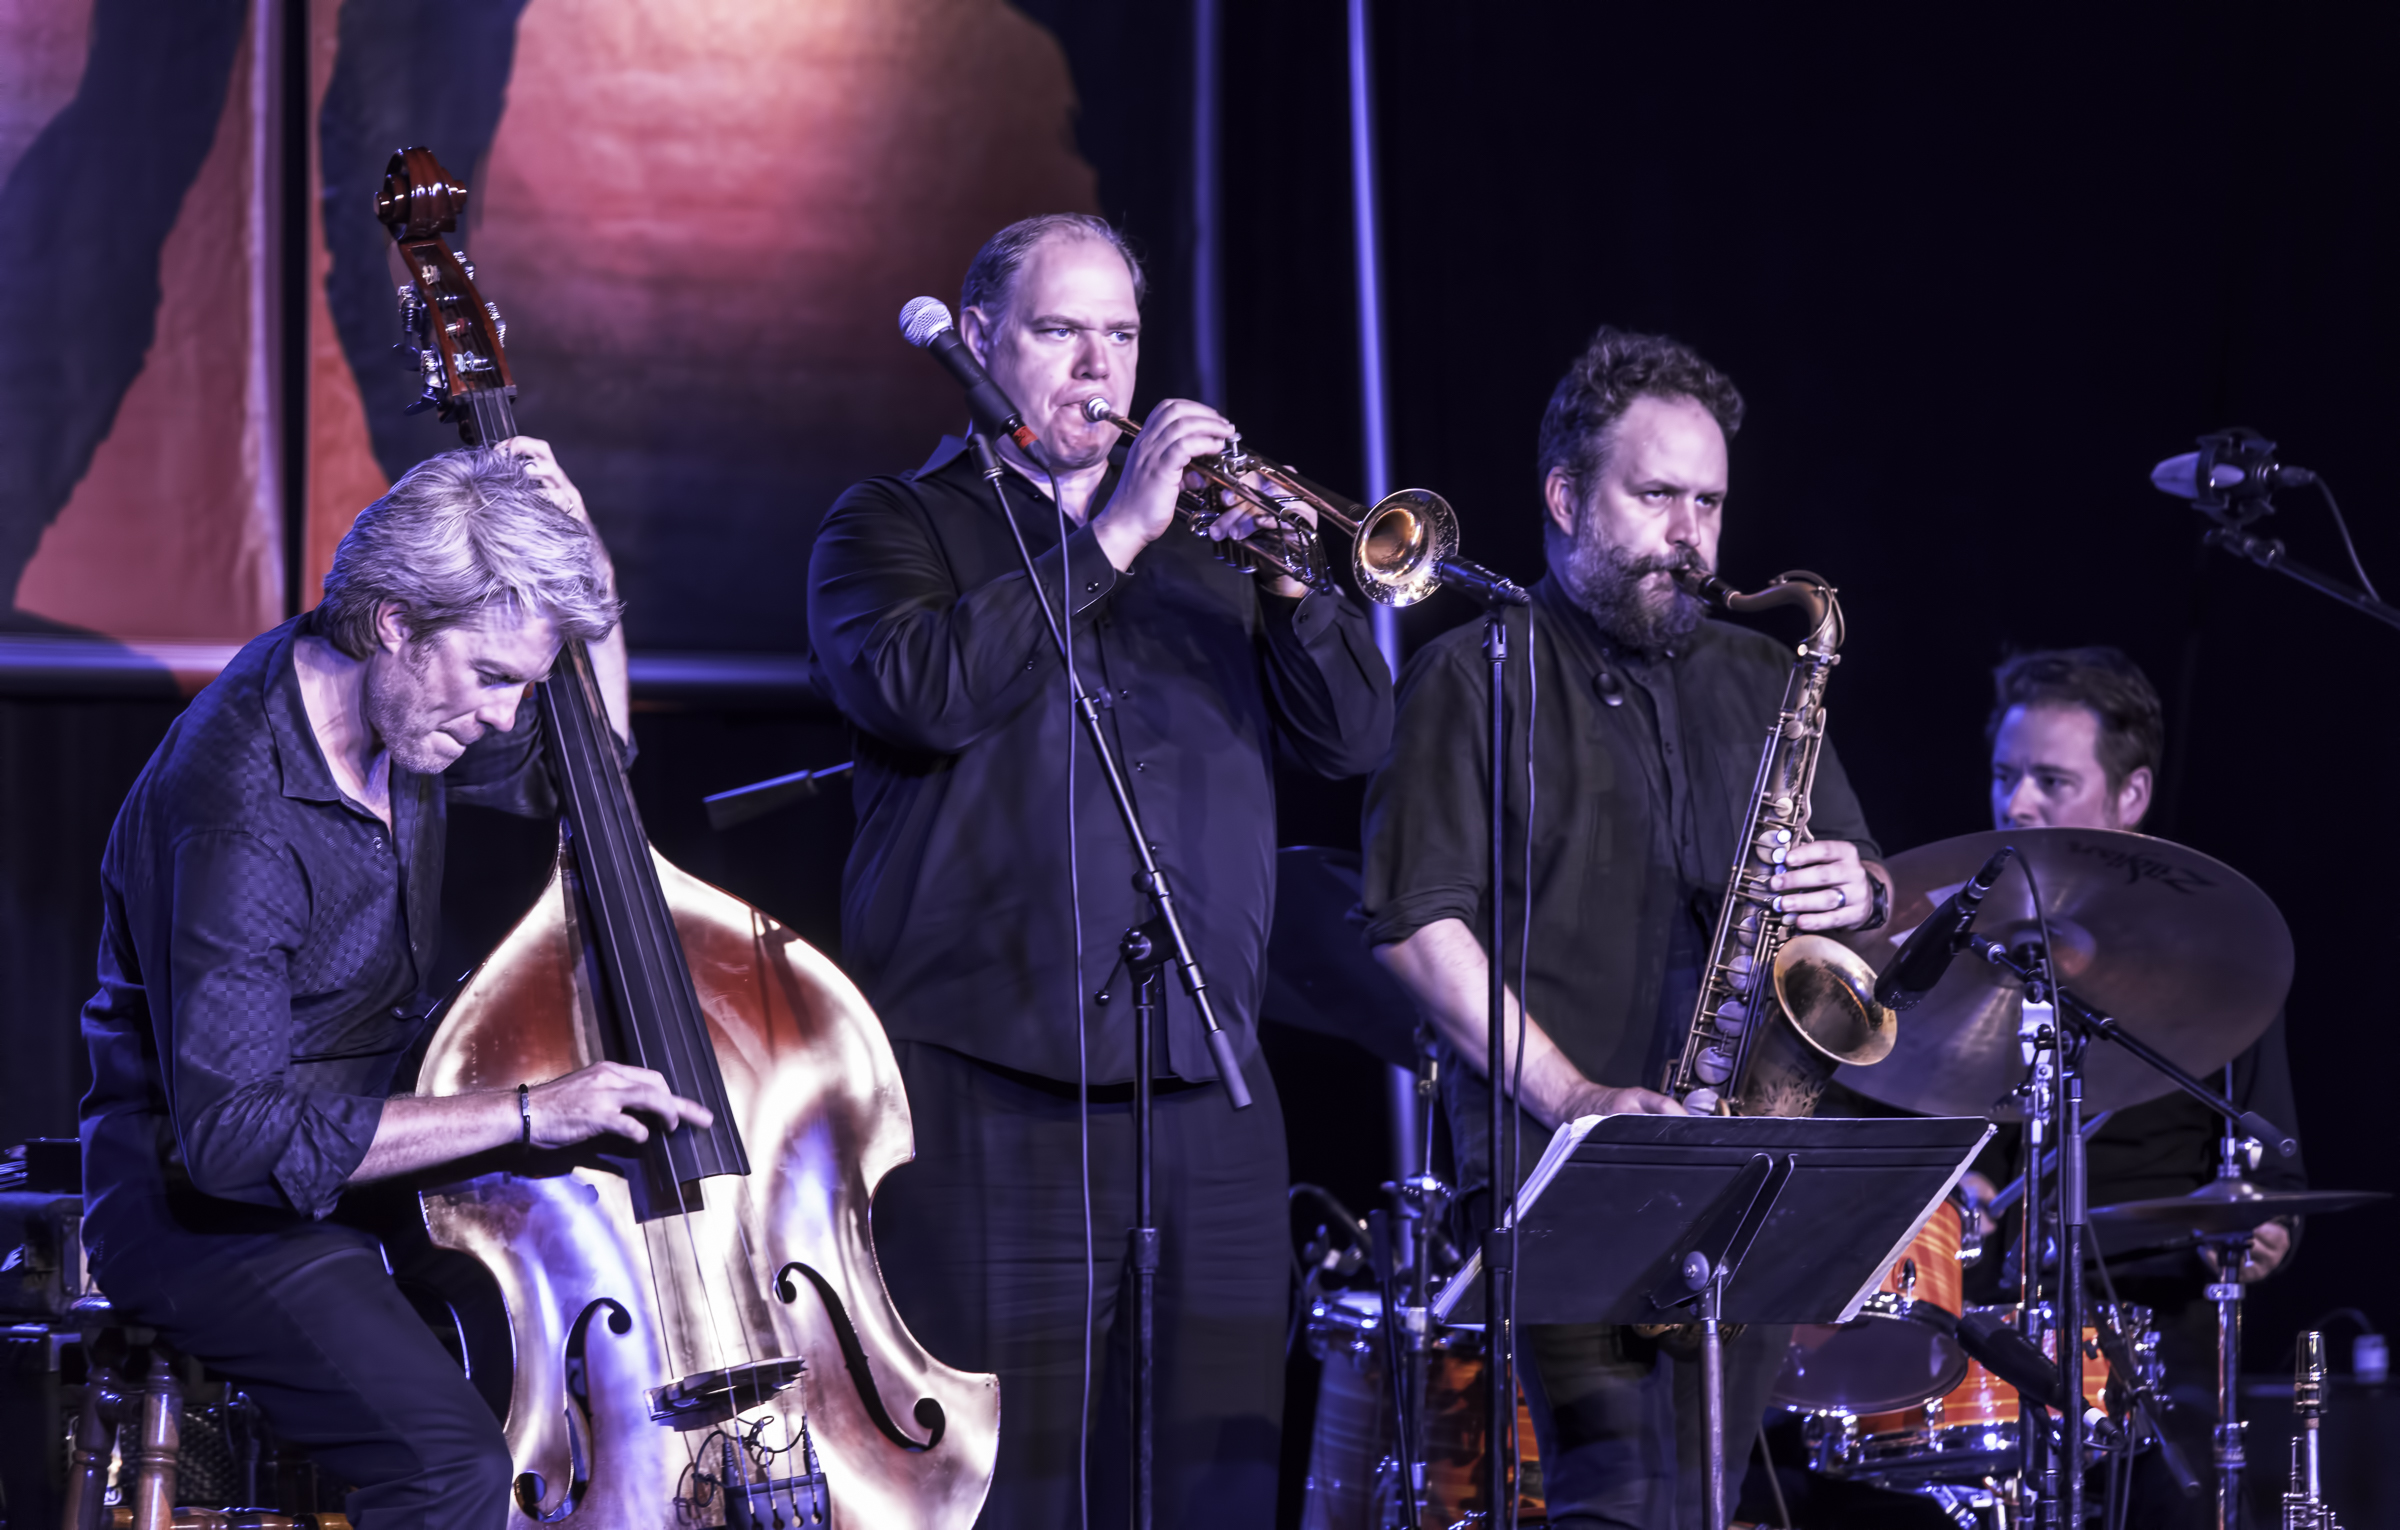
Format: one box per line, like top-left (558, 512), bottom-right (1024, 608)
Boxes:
top-left (1520, 1320), bottom-right (1792, 1529)
top-left (871, 1040), bottom-right (1289, 1529)
top-left (91, 1215), bottom-right (510, 1529)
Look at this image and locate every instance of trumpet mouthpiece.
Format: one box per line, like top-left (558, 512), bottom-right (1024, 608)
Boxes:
top-left (1080, 397), bottom-right (1118, 424)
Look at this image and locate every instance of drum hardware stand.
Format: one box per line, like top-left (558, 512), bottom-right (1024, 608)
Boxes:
top-left (2205, 1079), bottom-right (2264, 1530)
top-left (1969, 937), bottom-right (2302, 1530)
top-left (1368, 1208), bottom-right (1427, 1529)
top-left (1371, 1154), bottom-right (1450, 1530)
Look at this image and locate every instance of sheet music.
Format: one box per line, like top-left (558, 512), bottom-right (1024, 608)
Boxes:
top-left (1431, 1114), bottom-right (1601, 1324)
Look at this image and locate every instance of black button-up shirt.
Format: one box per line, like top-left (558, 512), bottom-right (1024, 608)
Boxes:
top-left (807, 436), bottom-right (1394, 1084)
top-left (79, 614), bottom-right (552, 1251)
top-left (1361, 576), bottom-right (1880, 1123)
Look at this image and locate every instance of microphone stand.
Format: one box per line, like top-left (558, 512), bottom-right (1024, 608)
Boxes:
top-left (968, 431), bottom-right (1253, 1112)
top-left (967, 432), bottom-right (1253, 1530)
top-left (1470, 584), bottom-right (1529, 1530)
top-left (2188, 506), bottom-right (2400, 636)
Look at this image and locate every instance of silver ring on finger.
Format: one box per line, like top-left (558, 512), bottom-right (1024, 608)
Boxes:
top-left (1834, 887), bottom-right (1847, 908)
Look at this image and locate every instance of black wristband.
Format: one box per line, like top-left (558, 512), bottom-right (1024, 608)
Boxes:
top-left (1860, 871), bottom-right (1892, 932)
top-left (518, 1083), bottom-right (533, 1147)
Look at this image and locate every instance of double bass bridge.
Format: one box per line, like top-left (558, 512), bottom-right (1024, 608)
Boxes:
top-left (647, 1356), bottom-right (807, 1431)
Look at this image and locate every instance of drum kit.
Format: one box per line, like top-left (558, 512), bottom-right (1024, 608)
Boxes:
top-left (1770, 827), bottom-right (2386, 1528)
top-left (1272, 831), bottom-right (2389, 1530)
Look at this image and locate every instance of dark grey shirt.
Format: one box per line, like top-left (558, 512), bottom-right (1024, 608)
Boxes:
top-left (808, 436), bottom-right (1393, 1085)
top-left (1361, 577), bottom-right (1881, 1112)
top-left (79, 613), bottom-right (552, 1250)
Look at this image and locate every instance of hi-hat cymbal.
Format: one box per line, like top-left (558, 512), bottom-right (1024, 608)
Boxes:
top-left (2089, 1178), bottom-right (2388, 1236)
top-left (1832, 828), bottom-right (2292, 1118)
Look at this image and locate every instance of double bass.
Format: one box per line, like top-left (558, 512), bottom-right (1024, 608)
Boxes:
top-left (377, 147), bottom-right (997, 1526)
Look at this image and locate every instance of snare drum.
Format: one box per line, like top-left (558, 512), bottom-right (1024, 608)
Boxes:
top-left (1806, 1303), bottom-right (2141, 1488)
top-left (1300, 1290), bottom-right (1545, 1529)
top-left (1773, 1199), bottom-right (1970, 1415)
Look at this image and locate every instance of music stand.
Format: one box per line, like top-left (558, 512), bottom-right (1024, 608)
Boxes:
top-left (1439, 1113), bottom-right (1993, 1529)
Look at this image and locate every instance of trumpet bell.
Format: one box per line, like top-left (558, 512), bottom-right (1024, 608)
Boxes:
top-left (1772, 933), bottom-right (1898, 1066)
top-left (1352, 488), bottom-right (1459, 608)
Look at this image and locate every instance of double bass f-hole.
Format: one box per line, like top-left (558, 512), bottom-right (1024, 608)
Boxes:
top-left (515, 1297), bottom-right (632, 1523)
top-left (775, 1262), bottom-right (946, 1452)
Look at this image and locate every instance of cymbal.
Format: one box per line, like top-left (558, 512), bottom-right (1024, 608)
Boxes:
top-left (1832, 828), bottom-right (2292, 1117)
top-left (2089, 1178), bottom-right (2389, 1236)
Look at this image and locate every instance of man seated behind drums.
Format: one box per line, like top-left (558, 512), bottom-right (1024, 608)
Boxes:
top-left (79, 443), bottom-right (713, 1529)
top-left (1977, 646), bottom-right (2307, 1529)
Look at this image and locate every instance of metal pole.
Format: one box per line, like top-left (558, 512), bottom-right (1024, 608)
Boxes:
top-left (248, 0), bottom-right (287, 619)
top-left (1346, 0), bottom-right (1403, 680)
top-left (1350, 0), bottom-right (1419, 1205)
top-left (2060, 1068), bottom-right (2086, 1529)
top-left (1191, 0), bottom-right (1224, 409)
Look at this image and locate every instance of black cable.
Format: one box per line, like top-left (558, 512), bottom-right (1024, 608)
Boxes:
top-left (1506, 601), bottom-right (1537, 1529)
top-left (1044, 452), bottom-right (1096, 1530)
top-left (1289, 1181), bottom-right (1370, 1239)
top-left (2314, 477), bottom-right (2380, 602)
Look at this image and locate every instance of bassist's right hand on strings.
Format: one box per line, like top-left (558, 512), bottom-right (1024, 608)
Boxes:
top-left (528, 1061), bottom-right (715, 1149)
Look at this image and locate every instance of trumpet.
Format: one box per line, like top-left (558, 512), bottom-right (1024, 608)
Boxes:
top-left (1079, 397), bottom-right (1495, 607)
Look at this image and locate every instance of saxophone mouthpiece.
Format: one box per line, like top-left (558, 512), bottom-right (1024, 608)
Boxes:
top-left (1671, 564), bottom-right (1727, 605)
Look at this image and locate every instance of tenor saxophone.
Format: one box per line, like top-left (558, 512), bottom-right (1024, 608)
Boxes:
top-left (1661, 568), bottom-right (1896, 1117)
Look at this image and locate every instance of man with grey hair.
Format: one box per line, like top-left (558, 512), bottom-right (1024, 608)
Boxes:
top-left (1363, 327), bottom-right (1890, 1527)
top-left (810, 213), bottom-right (1392, 1524)
top-left (80, 439), bottom-right (712, 1528)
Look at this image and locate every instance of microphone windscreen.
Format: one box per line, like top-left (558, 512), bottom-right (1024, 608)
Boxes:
top-left (898, 296), bottom-right (955, 349)
top-left (2150, 452), bottom-right (2202, 500)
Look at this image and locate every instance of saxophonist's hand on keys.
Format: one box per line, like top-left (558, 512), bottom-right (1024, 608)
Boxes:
top-left (1769, 840), bottom-right (1886, 932)
top-left (1560, 1082), bottom-right (1689, 1119)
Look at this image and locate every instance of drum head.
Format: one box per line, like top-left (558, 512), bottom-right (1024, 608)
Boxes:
top-left (1771, 1314), bottom-right (1970, 1416)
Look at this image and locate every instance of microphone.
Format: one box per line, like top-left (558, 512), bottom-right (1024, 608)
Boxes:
top-left (2150, 430), bottom-right (2315, 509)
top-left (1435, 556), bottom-right (1531, 607)
top-left (897, 297), bottom-right (1040, 451)
top-left (1871, 845), bottom-right (2016, 1013)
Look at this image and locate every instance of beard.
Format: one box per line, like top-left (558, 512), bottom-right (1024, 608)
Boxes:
top-left (365, 638), bottom-right (465, 774)
top-left (1558, 528), bottom-right (1708, 651)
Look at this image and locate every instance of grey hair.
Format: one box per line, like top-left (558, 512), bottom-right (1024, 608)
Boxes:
top-left (316, 448), bottom-right (621, 659)
top-left (960, 213), bottom-right (1146, 323)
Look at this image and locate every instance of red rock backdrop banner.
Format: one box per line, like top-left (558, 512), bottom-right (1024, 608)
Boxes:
top-left (0, 0), bottom-right (1098, 654)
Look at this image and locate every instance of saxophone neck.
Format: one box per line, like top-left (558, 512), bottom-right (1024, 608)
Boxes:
top-left (1675, 567), bottom-right (1843, 654)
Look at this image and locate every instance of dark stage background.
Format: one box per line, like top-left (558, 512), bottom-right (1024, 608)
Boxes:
top-left (3, 0), bottom-right (2394, 1515)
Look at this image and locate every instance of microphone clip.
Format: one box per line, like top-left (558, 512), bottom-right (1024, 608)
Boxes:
top-left (2179, 427), bottom-right (2313, 523)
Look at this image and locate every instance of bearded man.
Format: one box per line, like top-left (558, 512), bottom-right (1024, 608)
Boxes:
top-left (1360, 327), bottom-right (1891, 1528)
top-left (79, 442), bottom-right (713, 1529)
